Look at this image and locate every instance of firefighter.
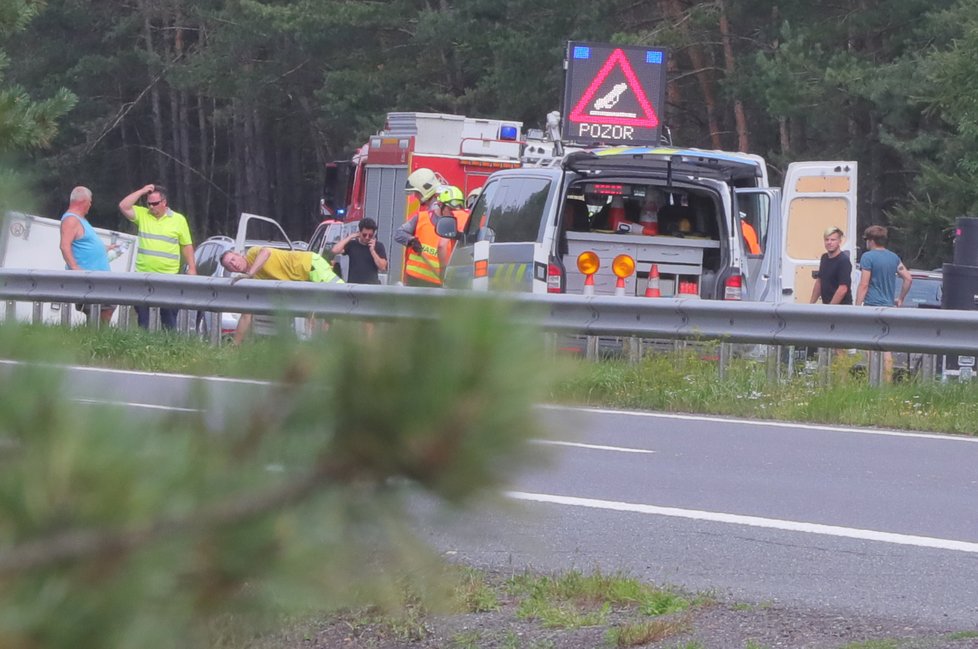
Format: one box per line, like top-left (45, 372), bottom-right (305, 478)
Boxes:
top-left (433, 185), bottom-right (470, 262)
top-left (395, 169), bottom-right (447, 287)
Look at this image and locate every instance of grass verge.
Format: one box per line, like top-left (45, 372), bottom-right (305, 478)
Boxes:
top-left (6, 324), bottom-right (978, 435)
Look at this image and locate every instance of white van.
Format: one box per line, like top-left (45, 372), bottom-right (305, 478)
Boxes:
top-left (438, 147), bottom-right (857, 303)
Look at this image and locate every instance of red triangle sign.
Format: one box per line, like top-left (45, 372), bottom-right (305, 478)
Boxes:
top-left (568, 48), bottom-right (660, 128)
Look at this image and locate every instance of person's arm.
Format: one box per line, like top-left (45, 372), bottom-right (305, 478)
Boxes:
top-left (828, 283), bottom-right (849, 304)
top-left (233, 313), bottom-right (252, 345)
top-left (59, 216), bottom-right (82, 270)
top-left (394, 215), bottom-right (420, 247)
top-left (809, 278), bottom-right (822, 304)
top-left (895, 263), bottom-right (913, 307)
top-left (855, 268), bottom-right (871, 306)
top-left (242, 247), bottom-right (271, 278)
top-left (119, 184), bottom-right (154, 221)
top-left (331, 233), bottom-right (356, 256)
top-left (181, 244), bottom-right (197, 275)
top-left (369, 240), bottom-right (388, 272)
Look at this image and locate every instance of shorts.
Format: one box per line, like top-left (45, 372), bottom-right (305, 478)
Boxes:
top-left (309, 253), bottom-right (343, 284)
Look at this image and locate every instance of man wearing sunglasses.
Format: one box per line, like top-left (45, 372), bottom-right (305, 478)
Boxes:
top-left (119, 183), bottom-right (197, 329)
top-left (331, 217), bottom-right (388, 284)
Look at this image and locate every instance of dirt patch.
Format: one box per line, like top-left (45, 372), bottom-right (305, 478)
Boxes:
top-left (257, 568), bottom-right (978, 649)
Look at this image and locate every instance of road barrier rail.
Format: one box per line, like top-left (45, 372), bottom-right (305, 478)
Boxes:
top-left (1, 269), bottom-right (976, 356)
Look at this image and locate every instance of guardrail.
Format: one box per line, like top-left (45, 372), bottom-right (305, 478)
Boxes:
top-left (1, 269), bottom-right (976, 357)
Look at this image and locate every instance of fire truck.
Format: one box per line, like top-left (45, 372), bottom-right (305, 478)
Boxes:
top-left (312, 112), bottom-right (525, 283)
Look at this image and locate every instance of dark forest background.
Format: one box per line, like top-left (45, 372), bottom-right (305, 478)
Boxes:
top-left (8, 0), bottom-right (978, 268)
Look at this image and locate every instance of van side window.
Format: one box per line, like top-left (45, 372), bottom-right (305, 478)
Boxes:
top-left (480, 177), bottom-right (552, 243)
top-left (464, 181), bottom-right (495, 240)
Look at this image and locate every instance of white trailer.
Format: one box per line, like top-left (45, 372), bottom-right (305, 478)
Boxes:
top-left (0, 211), bottom-right (138, 326)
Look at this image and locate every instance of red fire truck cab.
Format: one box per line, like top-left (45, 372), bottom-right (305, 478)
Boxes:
top-left (315, 112), bottom-right (524, 283)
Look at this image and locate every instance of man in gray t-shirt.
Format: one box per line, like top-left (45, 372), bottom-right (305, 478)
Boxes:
top-left (856, 225), bottom-right (913, 307)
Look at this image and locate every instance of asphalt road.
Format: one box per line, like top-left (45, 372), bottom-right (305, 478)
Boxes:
top-left (423, 406), bottom-right (978, 627)
top-left (14, 361), bottom-right (978, 627)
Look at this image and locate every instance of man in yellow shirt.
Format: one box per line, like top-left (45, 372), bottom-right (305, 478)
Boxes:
top-left (220, 247), bottom-right (343, 343)
top-left (119, 183), bottom-right (197, 329)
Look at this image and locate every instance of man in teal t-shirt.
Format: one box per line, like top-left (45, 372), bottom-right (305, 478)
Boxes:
top-left (856, 225), bottom-right (913, 307)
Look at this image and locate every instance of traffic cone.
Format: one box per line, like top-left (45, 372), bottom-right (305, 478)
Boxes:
top-left (639, 198), bottom-right (658, 235)
top-left (608, 196), bottom-right (627, 231)
top-left (644, 264), bottom-right (661, 297)
top-left (583, 273), bottom-right (595, 296)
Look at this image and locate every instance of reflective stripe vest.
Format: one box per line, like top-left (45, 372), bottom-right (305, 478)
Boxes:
top-left (404, 210), bottom-right (442, 286)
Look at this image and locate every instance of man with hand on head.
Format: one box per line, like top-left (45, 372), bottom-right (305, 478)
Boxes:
top-left (119, 184), bottom-right (196, 329)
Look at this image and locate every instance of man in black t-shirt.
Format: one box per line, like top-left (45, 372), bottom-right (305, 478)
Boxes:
top-left (331, 217), bottom-right (388, 284)
top-left (810, 226), bottom-right (853, 304)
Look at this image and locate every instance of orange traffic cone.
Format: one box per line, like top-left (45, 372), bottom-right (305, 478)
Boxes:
top-left (608, 196), bottom-right (627, 231)
top-left (644, 264), bottom-right (661, 297)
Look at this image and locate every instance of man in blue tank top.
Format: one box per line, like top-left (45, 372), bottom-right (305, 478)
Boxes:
top-left (59, 186), bottom-right (116, 323)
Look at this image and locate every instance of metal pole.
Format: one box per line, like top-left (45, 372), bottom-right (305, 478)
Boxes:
top-left (868, 351), bottom-right (883, 387)
top-left (817, 347), bottom-right (830, 386)
top-left (718, 342), bottom-right (731, 380)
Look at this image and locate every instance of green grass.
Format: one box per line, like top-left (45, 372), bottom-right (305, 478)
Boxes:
top-left (839, 640), bottom-right (901, 649)
top-left (948, 630), bottom-right (978, 640)
top-left (8, 323), bottom-right (978, 435)
top-left (549, 350), bottom-right (978, 435)
top-left (605, 618), bottom-right (689, 647)
top-left (507, 569), bottom-right (695, 630)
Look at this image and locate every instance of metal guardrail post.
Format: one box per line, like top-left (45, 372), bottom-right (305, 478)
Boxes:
top-left (817, 347), bottom-right (830, 385)
top-left (4, 300), bottom-right (14, 322)
top-left (625, 336), bottom-right (641, 363)
top-left (718, 342), bottom-right (731, 380)
top-left (766, 345), bottom-right (779, 383)
top-left (31, 302), bottom-right (42, 324)
top-left (149, 307), bottom-right (160, 331)
top-left (60, 303), bottom-right (71, 327)
top-left (920, 354), bottom-right (937, 381)
top-left (585, 335), bottom-right (598, 361)
top-left (208, 312), bottom-right (221, 347)
top-left (868, 351), bottom-right (884, 387)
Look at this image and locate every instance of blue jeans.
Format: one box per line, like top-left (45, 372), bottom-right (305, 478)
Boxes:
top-left (135, 306), bottom-right (178, 330)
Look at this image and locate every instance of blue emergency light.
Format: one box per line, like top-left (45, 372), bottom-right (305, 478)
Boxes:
top-left (499, 124), bottom-right (519, 141)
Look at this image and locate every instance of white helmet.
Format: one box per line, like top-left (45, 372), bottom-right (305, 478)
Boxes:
top-left (405, 168), bottom-right (440, 202)
top-left (465, 187), bottom-right (482, 210)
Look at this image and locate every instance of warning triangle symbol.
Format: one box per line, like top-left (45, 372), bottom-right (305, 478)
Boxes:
top-left (568, 48), bottom-right (660, 128)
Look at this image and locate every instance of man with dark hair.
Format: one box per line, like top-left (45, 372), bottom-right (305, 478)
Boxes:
top-left (856, 225), bottom-right (912, 307)
top-left (331, 217), bottom-right (388, 284)
top-left (119, 183), bottom-right (197, 329)
top-left (810, 226), bottom-right (852, 305)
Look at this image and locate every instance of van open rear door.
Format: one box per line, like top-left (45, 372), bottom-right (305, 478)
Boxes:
top-left (780, 162), bottom-right (857, 303)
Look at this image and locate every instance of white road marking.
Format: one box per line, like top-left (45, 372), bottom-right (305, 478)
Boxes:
top-left (0, 359), bottom-right (272, 385)
top-left (539, 404), bottom-right (978, 443)
top-left (72, 398), bottom-right (202, 413)
top-left (531, 439), bottom-right (655, 454)
top-left (507, 491), bottom-right (978, 554)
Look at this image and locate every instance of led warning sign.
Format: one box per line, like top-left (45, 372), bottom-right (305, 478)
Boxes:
top-left (562, 42), bottom-right (668, 146)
